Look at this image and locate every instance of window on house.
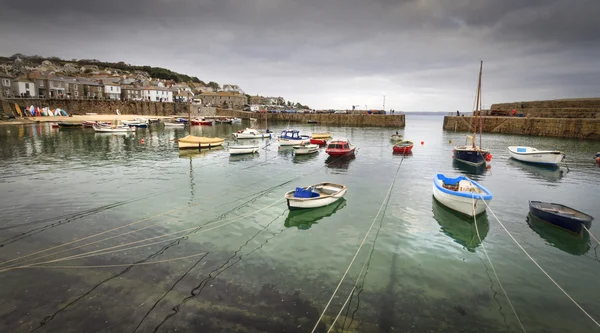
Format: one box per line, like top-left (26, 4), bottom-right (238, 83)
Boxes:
top-left (74, 91), bottom-right (78, 97)
top-left (110, 86), bottom-right (113, 92)
top-left (25, 83), bottom-right (30, 88)
top-left (39, 81), bottom-right (44, 87)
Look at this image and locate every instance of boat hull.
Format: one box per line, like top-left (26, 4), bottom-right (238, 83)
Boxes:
top-left (432, 175), bottom-right (492, 217)
top-left (508, 147), bottom-right (564, 165)
top-left (279, 138), bottom-right (310, 146)
top-left (310, 139), bottom-right (327, 145)
top-left (164, 122), bottom-right (185, 127)
top-left (393, 141), bottom-right (414, 154)
top-left (529, 201), bottom-right (593, 234)
top-left (229, 146), bottom-right (259, 155)
top-left (285, 187), bottom-right (347, 210)
top-left (326, 148), bottom-right (355, 156)
top-left (453, 148), bottom-right (488, 167)
top-left (178, 141), bottom-right (224, 149)
top-left (93, 126), bottom-right (134, 133)
top-left (234, 133), bottom-right (272, 139)
top-left (293, 144), bottom-right (319, 155)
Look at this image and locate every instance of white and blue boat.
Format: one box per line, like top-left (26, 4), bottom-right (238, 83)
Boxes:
top-left (432, 174), bottom-right (493, 217)
top-left (278, 129), bottom-right (310, 146)
top-left (508, 146), bottom-right (564, 166)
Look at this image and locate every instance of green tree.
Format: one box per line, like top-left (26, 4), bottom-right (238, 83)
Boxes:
top-left (208, 81), bottom-right (220, 91)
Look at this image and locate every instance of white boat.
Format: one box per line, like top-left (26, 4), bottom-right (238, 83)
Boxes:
top-left (164, 122), bottom-right (185, 127)
top-left (285, 182), bottom-right (347, 210)
top-left (233, 128), bottom-right (272, 139)
top-left (390, 134), bottom-right (403, 141)
top-left (250, 118), bottom-right (257, 122)
top-left (229, 145), bottom-right (260, 155)
top-left (508, 146), bottom-right (564, 166)
top-left (293, 144), bottom-right (319, 155)
top-left (432, 174), bottom-right (492, 217)
top-left (93, 124), bottom-right (135, 133)
top-left (278, 129), bottom-right (310, 146)
top-left (231, 118), bottom-right (242, 123)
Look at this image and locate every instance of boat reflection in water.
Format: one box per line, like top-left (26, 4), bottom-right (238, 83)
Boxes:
top-left (284, 198), bottom-right (346, 230)
top-left (229, 152), bottom-right (260, 162)
top-left (452, 159), bottom-right (488, 178)
top-left (392, 151), bottom-right (413, 158)
top-left (508, 158), bottom-right (563, 183)
top-left (293, 152), bottom-right (319, 164)
top-left (526, 213), bottom-right (590, 256)
top-left (432, 197), bottom-right (489, 252)
top-left (325, 155), bottom-right (355, 170)
top-left (178, 145), bottom-right (224, 159)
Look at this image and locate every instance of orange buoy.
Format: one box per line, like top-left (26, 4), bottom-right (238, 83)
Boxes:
top-left (421, 141), bottom-right (424, 145)
top-left (141, 139), bottom-right (145, 144)
top-left (486, 153), bottom-right (492, 162)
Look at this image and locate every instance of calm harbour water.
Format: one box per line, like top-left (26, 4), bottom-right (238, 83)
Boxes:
top-left (0, 115), bottom-right (599, 333)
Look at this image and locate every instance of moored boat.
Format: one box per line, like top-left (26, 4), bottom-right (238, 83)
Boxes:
top-left (310, 138), bottom-right (327, 145)
top-left (178, 135), bottom-right (225, 149)
top-left (390, 134), bottom-right (403, 141)
top-left (432, 174), bottom-right (493, 217)
top-left (508, 146), bottom-right (565, 166)
top-left (311, 133), bottom-right (332, 139)
top-left (215, 118), bottom-right (232, 124)
top-left (58, 122), bottom-right (83, 128)
top-left (231, 117), bottom-right (242, 123)
top-left (325, 139), bottom-right (356, 156)
top-left (164, 122), bottom-right (185, 127)
top-left (284, 182), bottom-right (347, 210)
top-left (93, 123), bottom-right (135, 133)
top-left (233, 128), bottom-right (272, 139)
top-left (393, 140), bottom-right (413, 154)
top-left (191, 118), bottom-right (213, 126)
top-left (278, 129), bottom-right (310, 146)
top-left (529, 201), bottom-right (593, 234)
top-left (293, 144), bottom-right (319, 155)
top-left (229, 145), bottom-right (259, 155)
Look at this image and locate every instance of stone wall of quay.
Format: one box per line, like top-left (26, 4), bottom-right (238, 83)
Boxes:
top-left (2, 98), bottom-right (189, 117)
top-left (490, 98), bottom-right (600, 118)
top-left (215, 109), bottom-right (405, 128)
top-left (443, 116), bottom-right (600, 140)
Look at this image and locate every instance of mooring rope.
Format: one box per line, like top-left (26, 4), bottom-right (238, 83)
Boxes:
top-left (480, 199), bottom-right (600, 328)
top-left (311, 154), bottom-right (405, 333)
top-left (17, 252), bottom-right (209, 269)
top-left (471, 197), bottom-right (527, 333)
top-left (583, 225), bottom-right (600, 247)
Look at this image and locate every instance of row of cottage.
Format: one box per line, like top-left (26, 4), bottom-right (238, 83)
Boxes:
top-left (0, 72), bottom-right (251, 109)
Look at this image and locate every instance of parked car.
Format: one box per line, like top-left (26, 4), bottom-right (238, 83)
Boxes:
top-left (334, 110), bottom-right (348, 114)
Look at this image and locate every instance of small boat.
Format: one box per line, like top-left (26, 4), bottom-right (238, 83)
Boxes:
top-left (122, 120), bottom-right (148, 128)
top-left (215, 118), bottom-right (232, 124)
top-left (250, 118), bottom-right (257, 122)
top-left (191, 118), bottom-right (213, 126)
top-left (233, 128), bottom-right (272, 139)
top-left (529, 201), bottom-right (593, 234)
top-left (307, 120), bottom-right (318, 124)
top-left (393, 140), bottom-right (413, 154)
top-left (176, 117), bottom-right (188, 123)
top-left (57, 122), bottom-right (83, 128)
top-left (325, 139), bottom-right (356, 156)
top-left (164, 122), bottom-right (185, 128)
top-left (284, 182), bottom-right (347, 210)
top-left (177, 135), bottom-right (225, 149)
top-left (432, 174), bottom-right (493, 217)
top-left (93, 124), bottom-right (135, 133)
top-left (82, 120), bottom-right (97, 128)
top-left (310, 138), bottom-right (327, 145)
top-left (229, 145), bottom-right (259, 155)
top-left (390, 134), bottom-right (403, 141)
top-left (231, 118), bottom-right (242, 123)
top-left (311, 133), bottom-right (332, 139)
top-left (508, 146), bottom-right (564, 166)
top-left (293, 144), bottom-right (319, 155)
top-left (278, 129), bottom-right (310, 146)
top-left (148, 118), bottom-right (160, 123)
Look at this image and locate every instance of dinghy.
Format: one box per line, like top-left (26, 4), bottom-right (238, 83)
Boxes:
top-left (393, 140), bottom-right (413, 154)
top-left (529, 201), bottom-right (593, 234)
top-left (178, 136), bottom-right (225, 149)
top-left (390, 134), bottom-right (403, 141)
top-left (293, 144), bottom-right (319, 155)
top-left (284, 182), bottom-right (347, 210)
top-left (93, 124), bottom-right (134, 133)
top-left (508, 146), bottom-right (565, 166)
top-left (231, 118), bottom-right (242, 123)
top-left (233, 128), bottom-right (272, 139)
top-left (432, 174), bottom-right (492, 217)
top-left (229, 145), bottom-right (260, 155)
top-left (311, 133), bottom-right (332, 139)
top-left (58, 122), bottom-right (83, 128)
top-left (164, 122), bottom-right (185, 128)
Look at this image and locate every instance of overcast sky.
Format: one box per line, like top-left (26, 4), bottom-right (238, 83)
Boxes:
top-left (1, 0), bottom-right (599, 111)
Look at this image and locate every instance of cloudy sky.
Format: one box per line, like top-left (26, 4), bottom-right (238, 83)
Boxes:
top-left (1, 0), bottom-right (599, 111)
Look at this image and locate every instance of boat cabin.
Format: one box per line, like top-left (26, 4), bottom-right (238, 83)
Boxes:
top-left (327, 140), bottom-right (351, 150)
top-left (280, 130), bottom-right (304, 140)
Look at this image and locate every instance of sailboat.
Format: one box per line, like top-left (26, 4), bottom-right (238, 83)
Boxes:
top-left (453, 61), bottom-right (490, 167)
top-left (177, 92), bottom-right (225, 150)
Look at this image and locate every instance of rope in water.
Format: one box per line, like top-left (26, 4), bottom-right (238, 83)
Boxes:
top-left (311, 154), bottom-right (405, 333)
top-left (480, 199), bottom-right (600, 328)
top-left (17, 252), bottom-right (209, 269)
top-left (583, 225), bottom-right (600, 247)
top-left (0, 198), bottom-right (284, 273)
top-left (471, 197), bottom-right (527, 333)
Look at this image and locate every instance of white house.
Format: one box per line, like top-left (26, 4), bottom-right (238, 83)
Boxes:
top-left (12, 79), bottom-right (36, 97)
top-left (141, 87), bottom-right (173, 102)
top-left (104, 83), bottom-right (121, 100)
top-left (222, 84), bottom-right (244, 94)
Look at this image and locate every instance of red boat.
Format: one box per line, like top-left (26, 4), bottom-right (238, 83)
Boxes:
top-left (393, 140), bottom-right (413, 154)
top-left (325, 139), bottom-right (356, 156)
top-left (191, 119), bottom-right (213, 126)
top-left (310, 138), bottom-right (327, 145)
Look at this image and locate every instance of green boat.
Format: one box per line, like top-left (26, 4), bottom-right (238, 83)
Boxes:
top-left (432, 197), bottom-right (489, 252)
top-left (284, 198), bottom-right (346, 230)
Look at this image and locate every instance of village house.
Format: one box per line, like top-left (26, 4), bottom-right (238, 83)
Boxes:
top-left (27, 73), bottom-right (68, 98)
top-left (0, 73), bottom-right (14, 99)
top-left (11, 78), bottom-right (36, 97)
top-left (104, 82), bottom-right (121, 100)
top-left (222, 84), bottom-right (244, 94)
top-left (199, 91), bottom-right (245, 109)
top-left (174, 90), bottom-right (194, 103)
top-left (249, 95), bottom-right (266, 105)
top-left (264, 96), bottom-right (286, 105)
top-left (64, 77), bottom-right (84, 99)
top-left (121, 85), bottom-right (143, 101)
top-left (76, 78), bottom-right (103, 99)
top-left (141, 87), bottom-right (173, 102)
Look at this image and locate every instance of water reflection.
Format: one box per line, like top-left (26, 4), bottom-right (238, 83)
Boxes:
top-left (452, 159), bottom-right (488, 178)
top-left (392, 151), bottom-right (413, 158)
top-left (325, 155), bottom-right (355, 170)
top-left (293, 152), bottom-right (319, 164)
top-left (527, 213), bottom-right (590, 255)
top-left (229, 153), bottom-right (260, 162)
top-left (284, 198), bottom-right (346, 230)
top-left (178, 146), bottom-right (224, 158)
top-left (508, 159), bottom-right (564, 182)
top-left (432, 197), bottom-right (489, 252)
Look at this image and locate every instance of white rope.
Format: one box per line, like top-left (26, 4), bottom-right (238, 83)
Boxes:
top-left (472, 198), bottom-right (527, 332)
top-left (311, 158), bottom-right (404, 333)
top-left (481, 199), bottom-right (600, 328)
top-left (583, 225), bottom-right (600, 247)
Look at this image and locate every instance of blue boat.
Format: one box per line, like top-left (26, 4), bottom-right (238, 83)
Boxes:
top-left (432, 174), bottom-right (493, 217)
top-left (176, 118), bottom-right (189, 123)
top-left (127, 123), bottom-right (148, 128)
top-left (529, 201), bottom-right (593, 234)
top-left (278, 129), bottom-right (310, 146)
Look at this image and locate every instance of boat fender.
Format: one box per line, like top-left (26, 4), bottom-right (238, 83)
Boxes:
top-left (486, 153), bottom-right (492, 162)
top-left (421, 141), bottom-right (424, 145)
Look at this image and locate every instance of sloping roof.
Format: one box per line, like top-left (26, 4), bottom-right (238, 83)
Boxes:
top-left (0, 73), bottom-right (14, 79)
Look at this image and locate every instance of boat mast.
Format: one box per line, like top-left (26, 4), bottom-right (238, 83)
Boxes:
top-left (479, 66), bottom-right (483, 149)
top-left (187, 91), bottom-right (191, 135)
top-left (473, 60), bottom-right (482, 148)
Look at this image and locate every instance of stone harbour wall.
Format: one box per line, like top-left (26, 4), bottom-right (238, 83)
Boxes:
top-left (215, 109), bottom-right (405, 128)
top-left (443, 116), bottom-right (600, 140)
top-left (490, 98), bottom-right (600, 118)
